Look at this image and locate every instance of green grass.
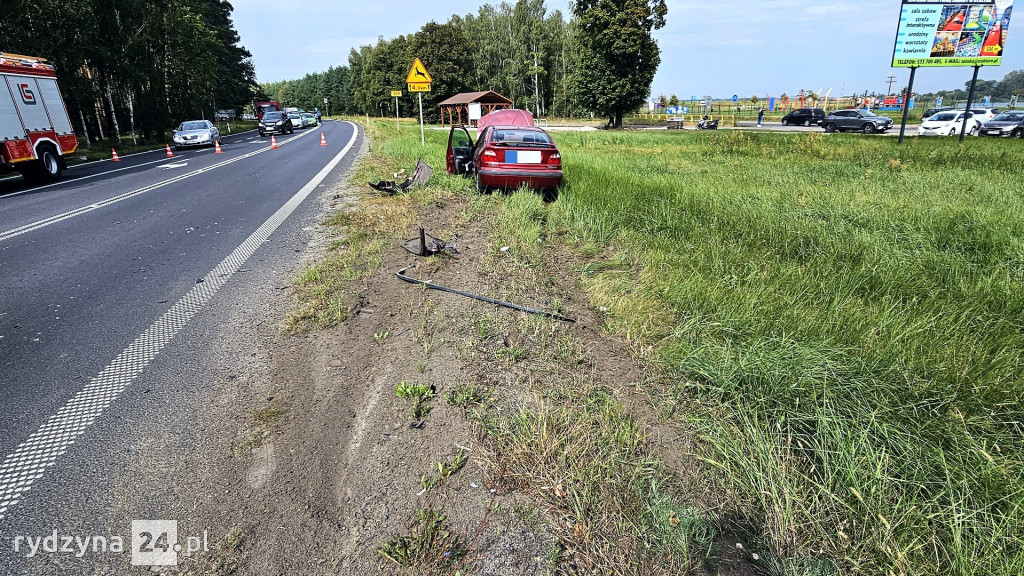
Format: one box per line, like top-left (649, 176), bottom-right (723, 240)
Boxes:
top-left (395, 381), bottom-right (436, 420)
top-left (345, 119), bottom-right (1024, 574)
top-left (551, 129), bottom-right (1024, 575)
top-left (379, 508), bottom-right (469, 571)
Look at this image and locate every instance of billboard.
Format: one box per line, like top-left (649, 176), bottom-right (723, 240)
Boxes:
top-left (893, 0), bottom-right (1013, 67)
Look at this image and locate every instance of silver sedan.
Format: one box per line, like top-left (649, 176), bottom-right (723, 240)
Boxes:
top-left (172, 120), bottom-right (220, 149)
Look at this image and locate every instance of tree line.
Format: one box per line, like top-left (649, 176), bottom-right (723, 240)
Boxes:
top-left (0, 0), bottom-right (256, 144)
top-left (263, 0), bottom-right (667, 127)
top-left (918, 69), bottom-right (1024, 102)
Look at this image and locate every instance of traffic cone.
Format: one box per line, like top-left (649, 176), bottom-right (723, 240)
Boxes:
top-left (271, 135), bottom-right (278, 149)
top-left (165, 144), bottom-right (174, 158)
top-left (214, 140), bottom-right (223, 154)
top-left (111, 148), bottom-right (120, 162)
top-left (320, 133), bottom-right (327, 146)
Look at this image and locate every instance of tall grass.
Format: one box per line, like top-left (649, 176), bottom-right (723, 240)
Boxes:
top-left (351, 119), bottom-right (1024, 573)
top-left (553, 130), bottom-right (1024, 575)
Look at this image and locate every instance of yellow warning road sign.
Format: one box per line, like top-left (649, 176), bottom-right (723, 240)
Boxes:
top-left (406, 58), bottom-right (432, 84)
top-left (407, 82), bottom-right (431, 92)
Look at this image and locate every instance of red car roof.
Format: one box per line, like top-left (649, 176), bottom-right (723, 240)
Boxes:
top-left (478, 109), bottom-right (534, 131)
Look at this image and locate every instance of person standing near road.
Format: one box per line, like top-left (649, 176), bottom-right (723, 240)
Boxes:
top-left (757, 106), bottom-right (765, 127)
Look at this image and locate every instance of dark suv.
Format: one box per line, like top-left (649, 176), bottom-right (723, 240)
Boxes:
top-left (821, 109), bottom-right (893, 133)
top-left (258, 111), bottom-right (294, 136)
top-left (781, 108), bottom-right (826, 126)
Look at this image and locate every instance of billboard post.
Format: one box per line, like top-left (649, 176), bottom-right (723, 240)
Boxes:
top-left (898, 67), bottom-right (918, 144)
top-left (960, 65), bottom-right (983, 141)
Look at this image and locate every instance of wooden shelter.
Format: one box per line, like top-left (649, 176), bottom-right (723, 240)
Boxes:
top-left (438, 91), bottom-right (513, 126)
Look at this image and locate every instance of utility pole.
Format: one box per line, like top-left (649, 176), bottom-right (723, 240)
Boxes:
top-left (886, 73), bottom-right (897, 96)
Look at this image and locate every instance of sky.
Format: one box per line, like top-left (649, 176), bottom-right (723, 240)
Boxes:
top-left (231, 0), bottom-right (1024, 100)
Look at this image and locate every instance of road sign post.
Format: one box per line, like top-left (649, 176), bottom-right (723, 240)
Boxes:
top-left (391, 90), bottom-right (402, 132)
top-left (406, 58), bottom-right (432, 146)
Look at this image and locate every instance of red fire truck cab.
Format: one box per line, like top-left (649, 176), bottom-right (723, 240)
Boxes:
top-left (253, 101), bottom-right (281, 120)
top-left (1, 52), bottom-right (78, 183)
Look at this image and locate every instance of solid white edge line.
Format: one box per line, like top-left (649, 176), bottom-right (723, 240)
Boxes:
top-left (0, 123), bottom-right (359, 523)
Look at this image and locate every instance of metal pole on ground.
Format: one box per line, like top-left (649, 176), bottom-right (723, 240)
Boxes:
top-left (396, 96), bottom-right (400, 132)
top-left (898, 66), bottom-right (917, 145)
top-left (959, 65), bottom-right (981, 143)
top-left (418, 92), bottom-right (425, 146)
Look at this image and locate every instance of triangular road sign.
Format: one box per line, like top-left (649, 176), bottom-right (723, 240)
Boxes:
top-left (406, 58), bottom-right (432, 84)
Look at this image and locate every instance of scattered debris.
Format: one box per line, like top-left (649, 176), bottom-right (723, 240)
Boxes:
top-left (402, 227), bottom-right (459, 256)
top-left (368, 158), bottom-right (433, 195)
top-left (395, 265), bottom-right (575, 323)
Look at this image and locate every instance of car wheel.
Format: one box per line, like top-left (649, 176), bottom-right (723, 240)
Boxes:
top-left (863, 123), bottom-right (876, 134)
top-left (803, 119), bottom-right (811, 127)
top-left (475, 173), bottom-right (488, 195)
top-left (969, 126), bottom-right (979, 136)
top-left (1014, 128), bottom-right (1024, 139)
top-left (824, 123), bottom-right (837, 133)
top-left (542, 188), bottom-right (559, 203)
top-left (259, 130), bottom-right (265, 137)
top-left (782, 119), bottom-right (788, 126)
top-left (949, 127), bottom-right (958, 136)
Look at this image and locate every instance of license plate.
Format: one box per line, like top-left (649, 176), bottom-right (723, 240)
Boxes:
top-left (988, 130), bottom-right (1001, 134)
top-left (505, 151), bottom-right (541, 164)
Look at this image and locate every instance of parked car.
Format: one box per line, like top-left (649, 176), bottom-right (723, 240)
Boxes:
top-left (821, 109), bottom-right (894, 133)
top-left (921, 107), bottom-right (953, 120)
top-left (301, 112), bottom-right (318, 127)
top-left (288, 112), bottom-right (304, 129)
top-left (918, 111), bottom-right (980, 136)
top-left (980, 111), bottom-right (1024, 138)
top-left (446, 122), bottom-right (562, 201)
top-left (781, 108), bottom-right (826, 126)
top-left (258, 111), bottom-right (294, 136)
top-left (172, 120), bottom-right (220, 149)
top-left (966, 107), bottom-right (1000, 123)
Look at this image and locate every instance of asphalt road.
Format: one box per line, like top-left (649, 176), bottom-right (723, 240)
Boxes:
top-left (0, 120), bottom-right (362, 573)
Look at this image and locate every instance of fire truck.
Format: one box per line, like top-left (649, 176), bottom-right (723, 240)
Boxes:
top-left (1, 52), bottom-right (78, 183)
top-left (253, 101), bottom-right (281, 120)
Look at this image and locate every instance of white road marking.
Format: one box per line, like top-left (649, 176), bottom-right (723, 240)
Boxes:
top-left (0, 123), bottom-right (359, 522)
top-left (0, 128), bottom-right (317, 243)
top-left (0, 130), bottom-right (256, 200)
top-left (161, 161), bottom-right (188, 169)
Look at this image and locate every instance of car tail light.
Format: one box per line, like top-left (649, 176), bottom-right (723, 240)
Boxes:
top-left (547, 152), bottom-right (561, 167)
top-left (481, 149), bottom-right (498, 167)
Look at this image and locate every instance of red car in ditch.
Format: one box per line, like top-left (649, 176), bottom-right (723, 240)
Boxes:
top-left (446, 118), bottom-right (562, 201)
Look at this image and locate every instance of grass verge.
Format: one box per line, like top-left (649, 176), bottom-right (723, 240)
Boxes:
top-left (297, 119), bottom-right (1024, 575)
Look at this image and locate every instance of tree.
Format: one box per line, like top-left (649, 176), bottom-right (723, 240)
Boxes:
top-left (408, 22), bottom-right (474, 123)
top-left (750, 94), bottom-right (759, 104)
top-left (668, 94), bottom-right (679, 106)
top-left (569, 0), bottom-right (667, 127)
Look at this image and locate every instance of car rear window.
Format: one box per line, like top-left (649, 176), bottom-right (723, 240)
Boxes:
top-left (491, 129), bottom-right (552, 146)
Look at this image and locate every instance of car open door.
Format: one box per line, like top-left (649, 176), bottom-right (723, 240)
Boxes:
top-left (446, 125), bottom-right (475, 176)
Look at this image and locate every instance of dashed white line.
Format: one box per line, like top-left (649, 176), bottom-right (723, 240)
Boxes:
top-left (0, 123), bottom-right (358, 522)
